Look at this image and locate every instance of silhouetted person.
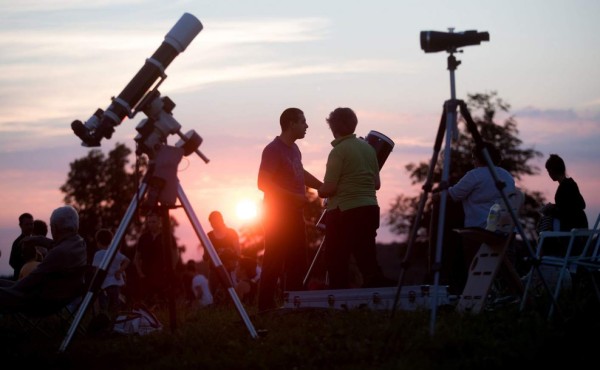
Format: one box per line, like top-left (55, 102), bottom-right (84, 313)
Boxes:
top-left (541, 154), bottom-right (588, 232)
top-left (8, 213), bottom-right (34, 281)
top-left (134, 210), bottom-right (177, 308)
top-left (21, 219), bottom-right (54, 261)
top-left (446, 142), bottom-right (515, 293)
top-left (18, 243), bottom-right (42, 280)
top-left (92, 228), bottom-right (130, 317)
top-left (257, 107), bottom-right (323, 312)
top-left (318, 107), bottom-right (389, 289)
top-left (540, 154), bottom-right (588, 256)
top-left (235, 256), bottom-right (261, 305)
top-left (0, 205), bottom-right (87, 313)
top-left (203, 210), bottom-right (240, 303)
top-left (190, 260), bottom-right (213, 308)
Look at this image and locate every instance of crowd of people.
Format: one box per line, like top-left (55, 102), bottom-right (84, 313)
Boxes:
top-left (0, 206), bottom-right (264, 318)
top-left (0, 107), bottom-right (592, 322)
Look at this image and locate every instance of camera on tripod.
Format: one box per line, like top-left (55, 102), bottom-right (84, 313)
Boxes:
top-left (420, 29), bottom-right (489, 53)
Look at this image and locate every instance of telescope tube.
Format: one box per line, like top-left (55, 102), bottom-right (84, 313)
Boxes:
top-left (73, 13), bottom-right (203, 147)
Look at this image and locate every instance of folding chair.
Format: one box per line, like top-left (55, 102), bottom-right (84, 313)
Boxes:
top-left (521, 227), bottom-right (600, 319)
top-left (569, 229), bottom-right (600, 304)
top-left (455, 189), bottom-right (525, 314)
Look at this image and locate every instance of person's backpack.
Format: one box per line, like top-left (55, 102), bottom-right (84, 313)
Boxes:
top-left (113, 306), bottom-right (163, 336)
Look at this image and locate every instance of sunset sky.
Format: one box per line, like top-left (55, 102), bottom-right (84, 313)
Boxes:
top-left (1, 1), bottom-right (599, 276)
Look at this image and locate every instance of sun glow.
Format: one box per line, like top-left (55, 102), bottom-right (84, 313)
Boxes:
top-left (236, 199), bottom-right (258, 221)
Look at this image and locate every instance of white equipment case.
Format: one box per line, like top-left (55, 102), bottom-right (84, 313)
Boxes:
top-left (283, 285), bottom-right (453, 311)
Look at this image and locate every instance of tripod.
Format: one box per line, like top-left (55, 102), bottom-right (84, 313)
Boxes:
top-left (59, 93), bottom-right (259, 353)
top-left (389, 50), bottom-right (557, 335)
top-left (303, 208), bottom-right (327, 287)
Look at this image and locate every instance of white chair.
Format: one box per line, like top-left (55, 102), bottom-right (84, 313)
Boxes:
top-left (521, 227), bottom-right (600, 319)
top-left (566, 222), bottom-right (600, 305)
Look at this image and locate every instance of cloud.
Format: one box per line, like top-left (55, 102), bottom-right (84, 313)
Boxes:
top-left (515, 107), bottom-right (580, 121)
top-left (0, 0), bottom-right (144, 13)
top-left (206, 18), bottom-right (330, 44)
top-left (0, 16), bottom-right (406, 129)
top-left (514, 106), bottom-right (600, 143)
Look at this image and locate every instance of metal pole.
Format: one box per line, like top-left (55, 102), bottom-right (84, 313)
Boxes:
top-left (177, 184), bottom-right (259, 339)
top-left (59, 182), bottom-right (148, 353)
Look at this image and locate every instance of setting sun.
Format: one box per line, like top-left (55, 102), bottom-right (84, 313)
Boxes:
top-left (236, 199), bottom-right (259, 221)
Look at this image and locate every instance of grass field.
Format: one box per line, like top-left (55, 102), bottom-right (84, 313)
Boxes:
top-left (1, 282), bottom-right (598, 370)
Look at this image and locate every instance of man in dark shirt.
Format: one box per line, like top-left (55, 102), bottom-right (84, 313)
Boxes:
top-left (134, 211), bottom-right (178, 307)
top-left (542, 154), bottom-right (588, 231)
top-left (257, 107), bottom-right (322, 312)
top-left (540, 154), bottom-right (588, 256)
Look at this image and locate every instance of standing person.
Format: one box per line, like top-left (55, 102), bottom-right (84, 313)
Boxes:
top-left (203, 210), bottom-right (240, 303)
top-left (134, 210), bottom-right (177, 307)
top-left (0, 205), bottom-right (87, 312)
top-left (92, 228), bottom-right (130, 317)
top-left (446, 142), bottom-right (516, 292)
top-left (318, 107), bottom-right (389, 289)
top-left (257, 107), bottom-right (323, 312)
top-left (207, 211), bottom-right (241, 257)
top-left (9, 213), bottom-right (34, 280)
top-left (541, 154), bottom-right (588, 232)
top-left (539, 154), bottom-right (588, 257)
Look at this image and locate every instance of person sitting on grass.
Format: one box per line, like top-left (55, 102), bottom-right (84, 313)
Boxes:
top-left (18, 243), bottom-right (42, 280)
top-left (0, 205), bottom-right (87, 314)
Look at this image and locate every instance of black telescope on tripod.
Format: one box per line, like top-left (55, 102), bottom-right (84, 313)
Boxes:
top-left (420, 29), bottom-right (489, 53)
top-left (72, 13), bottom-right (203, 147)
top-left (388, 27), bottom-right (554, 338)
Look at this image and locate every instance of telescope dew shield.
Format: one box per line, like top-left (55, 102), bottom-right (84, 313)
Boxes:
top-left (365, 130), bottom-right (394, 170)
top-left (72, 13), bottom-right (203, 147)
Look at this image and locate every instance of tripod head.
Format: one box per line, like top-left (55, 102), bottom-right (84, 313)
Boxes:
top-left (134, 89), bottom-right (209, 163)
top-left (69, 13), bottom-right (209, 210)
top-left (420, 28), bottom-right (490, 140)
top-left (133, 88), bottom-right (210, 210)
top-left (420, 28), bottom-right (490, 75)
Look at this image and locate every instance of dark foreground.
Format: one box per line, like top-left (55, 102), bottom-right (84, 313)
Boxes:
top-left (1, 292), bottom-right (598, 370)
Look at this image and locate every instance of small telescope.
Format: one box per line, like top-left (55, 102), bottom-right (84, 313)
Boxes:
top-left (72, 13), bottom-right (203, 147)
top-left (420, 29), bottom-right (489, 53)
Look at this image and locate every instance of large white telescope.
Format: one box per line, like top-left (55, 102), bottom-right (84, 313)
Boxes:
top-left (72, 13), bottom-right (202, 147)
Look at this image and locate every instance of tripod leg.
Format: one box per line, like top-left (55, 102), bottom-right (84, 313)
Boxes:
top-left (59, 181), bottom-right (149, 353)
top-left (303, 209), bottom-right (327, 287)
top-left (303, 236), bottom-right (326, 287)
top-left (157, 207), bottom-right (178, 332)
top-left (428, 99), bottom-right (458, 335)
top-left (391, 105), bottom-right (446, 318)
top-left (458, 101), bottom-right (560, 317)
top-left (177, 184), bottom-right (259, 339)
